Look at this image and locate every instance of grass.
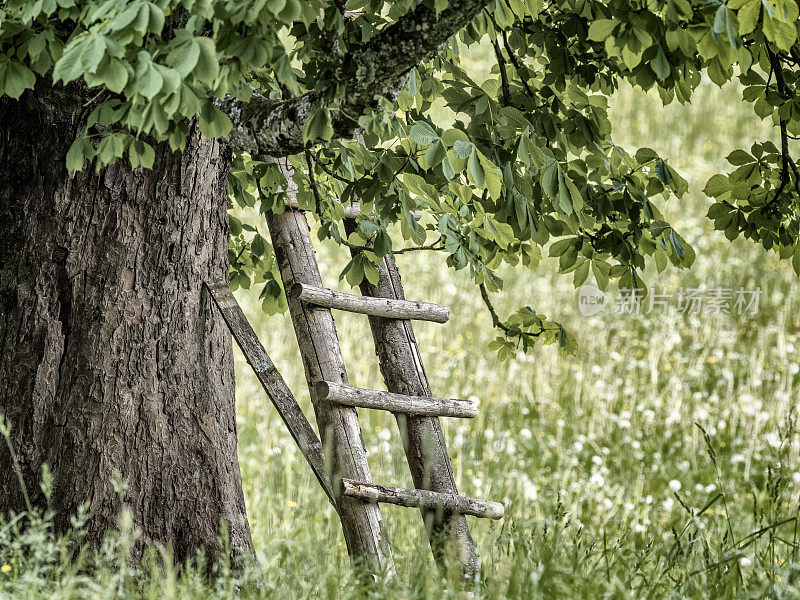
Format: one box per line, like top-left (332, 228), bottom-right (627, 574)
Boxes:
top-left (4, 71), bottom-right (800, 599)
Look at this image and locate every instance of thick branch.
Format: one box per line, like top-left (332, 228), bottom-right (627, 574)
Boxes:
top-left (224, 0), bottom-right (492, 158)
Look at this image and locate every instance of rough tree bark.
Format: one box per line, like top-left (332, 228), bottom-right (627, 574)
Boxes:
top-left (0, 84), bottom-right (252, 562)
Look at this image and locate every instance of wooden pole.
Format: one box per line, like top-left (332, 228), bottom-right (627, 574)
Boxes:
top-left (205, 281), bottom-right (336, 505)
top-left (314, 381), bottom-right (477, 418)
top-left (343, 220), bottom-right (480, 577)
top-left (341, 479), bottom-right (505, 520)
top-left (290, 283), bottom-right (450, 323)
top-left (267, 160), bottom-right (393, 576)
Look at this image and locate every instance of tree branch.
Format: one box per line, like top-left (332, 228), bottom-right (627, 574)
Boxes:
top-left (223, 0), bottom-right (492, 159)
top-left (393, 237), bottom-right (445, 254)
top-left (479, 282), bottom-right (506, 331)
top-left (491, 35), bottom-right (511, 106)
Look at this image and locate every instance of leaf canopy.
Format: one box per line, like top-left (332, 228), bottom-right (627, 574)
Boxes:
top-left (1, 0), bottom-right (798, 357)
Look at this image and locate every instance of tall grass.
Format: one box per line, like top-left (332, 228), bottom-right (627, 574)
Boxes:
top-left (4, 73), bottom-right (800, 599)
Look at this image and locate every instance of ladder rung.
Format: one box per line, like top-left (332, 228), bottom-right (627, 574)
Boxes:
top-left (315, 381), bottom-right (477, 418)
top-left (290, 283), bottom-right (450, 323)
top-left (341, 479), bottom-right (504, 520)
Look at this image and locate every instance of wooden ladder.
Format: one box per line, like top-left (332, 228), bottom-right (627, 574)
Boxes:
top-left (207, 198), bottom-right (503, 578)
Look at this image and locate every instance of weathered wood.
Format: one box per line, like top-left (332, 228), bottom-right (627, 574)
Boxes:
top-left (266, 158), bottom-right (393, 576)
top-left (343, 219), bottom-right (479, 577)
top-left (290, 283), bottom-right (450, 323)
top-left (315, 381), bottom-right (477, 418)
top-left (205, 280), bottom-right (336, 505)
top-left (341, 480), bottom-right (505, 520)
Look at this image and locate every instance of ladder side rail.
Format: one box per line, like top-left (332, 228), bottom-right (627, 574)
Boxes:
top-left (343, 219), bottom-right (479, 577)
top-left (205, 281), bottom-right (336, 505)
top-left (266, 163), bottom-right (393, 576)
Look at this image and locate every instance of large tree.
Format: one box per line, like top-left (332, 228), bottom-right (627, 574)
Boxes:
top-left (0, 0), bottom-right (797, 565)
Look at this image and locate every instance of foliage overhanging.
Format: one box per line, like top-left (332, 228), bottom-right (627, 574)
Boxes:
top-left (1, 0), bottom-right (797, 357)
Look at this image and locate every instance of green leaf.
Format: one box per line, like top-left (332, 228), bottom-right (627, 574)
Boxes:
top-left (96, 133), bottom-right (125, 164)
top-left (651, 47), bottom-right (670, 82)
top-left (81, 35), bottom-right (106, 74)
top-left (477, 150), bottom-right (503, 200)
top-left (621, 44), bottom-right (642, 70)
top-left (229, 215), bottom-right (243, 236)
top-left (501, 106), bottom-right (531, 128)
top-left (549, 238), bottom-right (573, 256)
top-left (655, 159), bottom-right (673, 186)
top-left (735, 0), bottom-right (761, 34)
top-left (434, 0), bottom-right (449, 13)
top-left (342, 255), bottom-right (365, 287)
top-left (136, 52), bottom-right (163, 100)
top-left (425, 140), bottom-right (448, 169)
top-left (145, 3), bottom-right (165, 35)
top-left (669, 228), bottom-right (684, 258)
top-left (278, 0), bottom-right (302, 23)
top-left (635, 147), bottom-right (659, 164)
top-left (573, 259), bottom-right (590, 286)
top-left (364, 260), bottom-right (380, 285)
top-left (703, 174), bottom-right (731, 197)
top-left (199, 101), bottom-right (233, 138)
top-left (452, 140), bottom-right (474, 159)
top-left (588, 19), bottom-right (618, 42)
top-left (726, 149), bottom-right (754, 165)
top-left (52, 41), bottom-right (85, 84)
top-left (409, 122), bottom-right (438, 146)
top-left (102, 59), bottom-right (129, 93)
top-left (251, 234), bottom-right (266, 257)
top-left (0, 57), bottom-right (36, 99)
top-left (712, 5), bottom-right (740, 47)
top-left (128, 139), bottom-right (155, 169)
top-left (303, 105), bottom-right (334, 143)
top-left (592, 260), bottom-right (610, 289)
top-left (763, 10), bottom-right (797, 50)
top-left (467, 148), bottom-right (484, 189)
top-left (109, 2), bottom-right (143, 31)
top-left (168, 39), bottom-right (201, 77)
top-left (373, 230), bottom-right (393, 257)
top-left (267, 0), bottom-right (288, 15)
top-left (442, 155), bottom-right (456, 180)
top-left (655, 244), bottom-right (668, 273)
top-left (66, 136), bottom-right (92, 172)
top-left (541, 156), bottom-right (559, 200)
top-left (194, 38), bottom-right (220, 84)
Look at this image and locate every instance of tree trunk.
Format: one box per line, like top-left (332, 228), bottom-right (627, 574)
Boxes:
top-left (0, 86), bottom-right (252, 563)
